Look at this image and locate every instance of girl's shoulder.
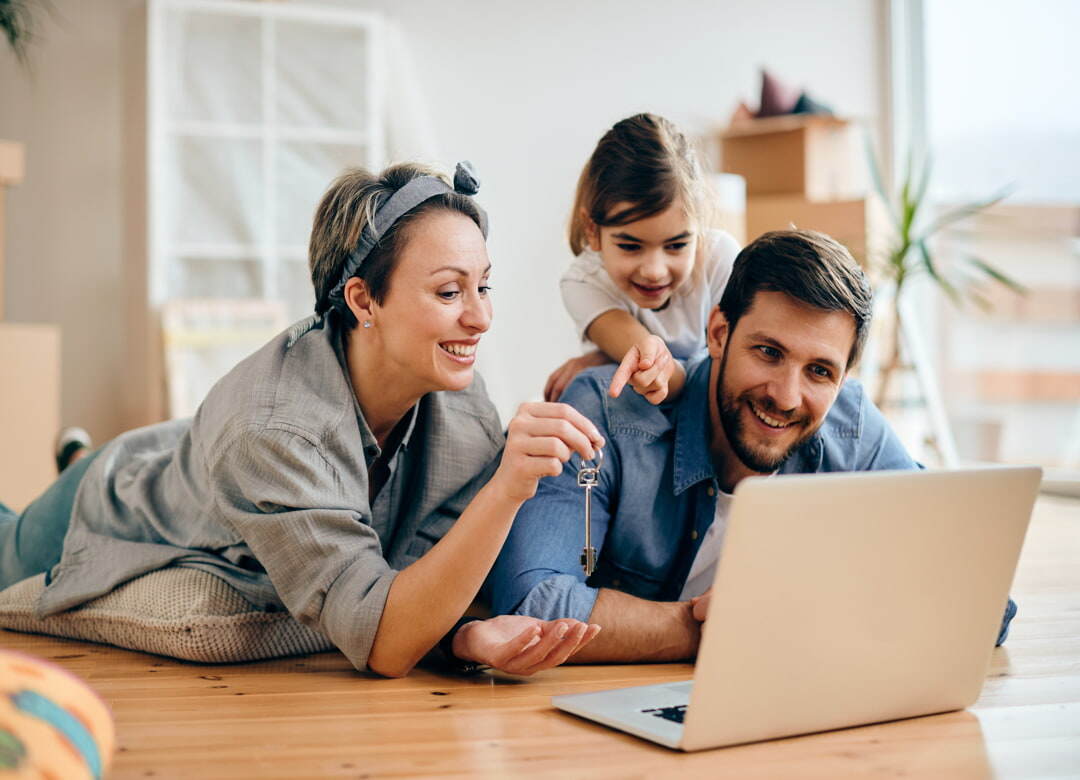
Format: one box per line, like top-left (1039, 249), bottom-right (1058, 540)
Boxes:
top-left (693, 229), bottom-right (741, 293)
top-left (699, 228), bottom-right (741, 269)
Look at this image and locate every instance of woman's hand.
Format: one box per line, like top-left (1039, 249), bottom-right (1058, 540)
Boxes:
top-left (690, 589), bottom-right (711, 622)
top-left (609, 335), bottom-right (682, 405)
top-left (452, 615), bottom-right (601, 675)
top-left (492, 402), bottom-right (605, 503)
top-left (544, 350), bottom-right (611, 402)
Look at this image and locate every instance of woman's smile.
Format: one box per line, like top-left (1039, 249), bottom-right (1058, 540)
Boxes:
top-left (439, 339), bottom-right (479, 364)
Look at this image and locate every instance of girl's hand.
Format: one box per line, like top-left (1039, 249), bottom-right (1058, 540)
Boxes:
top-left (452, 615), bottom-right (601, 675)
top-left (544, 350), bottom-right (611, 402)
top-left (609, 336), bottom-right (680, 405)
top-left (492, 402), bottom-right (604, 503)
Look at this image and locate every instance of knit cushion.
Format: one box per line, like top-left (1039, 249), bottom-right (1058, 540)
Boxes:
top-left (0, 568), bottom-right (335, 663)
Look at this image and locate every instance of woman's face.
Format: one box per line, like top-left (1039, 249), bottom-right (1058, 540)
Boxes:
top-left (368, 209), bottom-right (493, 395)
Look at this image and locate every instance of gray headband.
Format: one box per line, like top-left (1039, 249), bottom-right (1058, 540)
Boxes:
top-left (327, 161), bottom-right (488, 308)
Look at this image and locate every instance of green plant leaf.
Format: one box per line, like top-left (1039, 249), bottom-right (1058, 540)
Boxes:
top-left (967, 288), bottom-right (994, 312)
top-left (910, 154), bottom-right (933, 226)
top-left (862, 133), bottom-right (899, 225)
top-left (917, 186), bottom-right (1013, 241)
top-left (965, 255), bottom-right (1028, 294)
top-left (916, 239), bottom-right (961, 304)
top-left (899, 150), bottom-right (914, 234)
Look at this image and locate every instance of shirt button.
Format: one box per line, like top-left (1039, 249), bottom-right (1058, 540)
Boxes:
top-left (690, 530), bottom-right (699, 540)
top-left (612, 578), bottom-right (621, 588)
top-left (706, 486), bottom-right (716, 497)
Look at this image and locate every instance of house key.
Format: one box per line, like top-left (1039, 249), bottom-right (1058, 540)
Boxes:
top-left (577, 447), bottom-right (603, 576)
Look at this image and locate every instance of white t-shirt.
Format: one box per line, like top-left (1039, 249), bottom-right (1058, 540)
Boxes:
top-left (559, 229), bottom-right (741, 361)
top-left (679, 489), bottom-right (734, 600)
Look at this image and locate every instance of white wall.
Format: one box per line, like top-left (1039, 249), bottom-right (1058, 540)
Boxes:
top-left (1, 0), bottom-right (887, 437)
top-left (318, 0), bottom-right (889, 420)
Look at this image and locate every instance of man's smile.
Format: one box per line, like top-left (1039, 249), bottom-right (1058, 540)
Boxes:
top-left (747, 399), bottom-right (800, 431)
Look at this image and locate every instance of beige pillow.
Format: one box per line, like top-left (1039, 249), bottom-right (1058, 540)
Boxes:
top-left (0, 568), bottom-right (335, 663)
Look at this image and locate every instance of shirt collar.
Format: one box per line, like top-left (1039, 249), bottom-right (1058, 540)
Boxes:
top-left (672, 357), bottom-right (719, 495)
top-left (332, 321), bottom-right (420, 463)
top-left (671, 355), bottom-right (831, 492)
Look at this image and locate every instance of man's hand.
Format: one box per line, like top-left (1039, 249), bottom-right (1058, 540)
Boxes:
top-left (452, 615), bottom-right (601, 675)
top-left (609, 336), bottom-right (682, 405)
top-left (544, 350), bottom-right (611, 402)
top-left (690, 589), bottom-right (711, 622)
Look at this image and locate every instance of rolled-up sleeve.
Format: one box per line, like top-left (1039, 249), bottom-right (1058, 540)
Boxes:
top-left (486, 374), bottom-right (614, 622)
top-left (211, 427), bottom-right (395, 671)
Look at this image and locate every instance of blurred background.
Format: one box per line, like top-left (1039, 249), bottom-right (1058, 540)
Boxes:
top-left (1, 0), bottom-right (1077, 508)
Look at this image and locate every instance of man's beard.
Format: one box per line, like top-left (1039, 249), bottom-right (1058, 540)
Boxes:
top-left (715, 345), bottom-right (819, 474)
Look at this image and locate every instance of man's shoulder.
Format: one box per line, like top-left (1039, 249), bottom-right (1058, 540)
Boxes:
top-left (819, 377), bottom-right (867, 440)
top-left (561, 365), bottom-right (674, 439)
top-left (788, 378), bottom-right (917, 474)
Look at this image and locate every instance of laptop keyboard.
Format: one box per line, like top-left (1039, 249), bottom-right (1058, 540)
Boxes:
top-left (641, 704), bottom-right (687, 723)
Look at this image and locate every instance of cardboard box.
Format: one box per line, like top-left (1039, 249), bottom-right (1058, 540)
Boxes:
top-left (0, 141), bottom-right (25, 187)
top-left (1, 140), bottom-right (26, 320)
top-left (720, 115), bottom-right (860, 199)
top-left (745, 195), bottom-right (883, 266)
top-left (0, 323), bottom-right (61, 512)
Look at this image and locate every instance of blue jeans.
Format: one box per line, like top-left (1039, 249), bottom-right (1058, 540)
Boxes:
top-left (0, 450), bottom-right (101, 590)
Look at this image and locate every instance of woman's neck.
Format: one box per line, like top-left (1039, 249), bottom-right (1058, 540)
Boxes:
top-left (344, 331), bottom-right (424, 448)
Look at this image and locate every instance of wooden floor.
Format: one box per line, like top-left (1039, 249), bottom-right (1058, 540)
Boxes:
top-left (3, 495), bottom-right (1079, 778)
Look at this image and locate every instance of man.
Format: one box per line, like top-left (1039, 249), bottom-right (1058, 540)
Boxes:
top-left (487, 230), bottom-right (1015, 662)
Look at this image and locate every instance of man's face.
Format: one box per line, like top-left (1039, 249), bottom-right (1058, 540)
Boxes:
top-left (706, 291), bottom-right (855, 485)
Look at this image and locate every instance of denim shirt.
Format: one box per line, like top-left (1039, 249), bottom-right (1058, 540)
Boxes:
top-left (486, 357), bottom-right (920, 623)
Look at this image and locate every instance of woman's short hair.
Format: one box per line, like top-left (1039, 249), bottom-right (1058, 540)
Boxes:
top-left (310, 163), bottom-right (485, 327)
top-left (719, 230), bottom-right (874, 369)
top-left (568, 113), bottom-right (711, 255)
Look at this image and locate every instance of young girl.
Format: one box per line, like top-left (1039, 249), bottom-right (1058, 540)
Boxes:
top-left (544, 113), bottom-right (741, 404)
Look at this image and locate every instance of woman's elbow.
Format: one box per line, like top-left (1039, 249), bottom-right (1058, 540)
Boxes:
top-left (367, 653), bottom-right (418, 679)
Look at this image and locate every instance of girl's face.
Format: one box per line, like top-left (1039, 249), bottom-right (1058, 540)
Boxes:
top-left (368, 209), bottom-right (493, 396)
top-left (588, 201), bottom-right (698, 310)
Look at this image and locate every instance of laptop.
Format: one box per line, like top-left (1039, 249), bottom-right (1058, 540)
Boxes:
top-left (552, 466), bottom-right (1041, 751)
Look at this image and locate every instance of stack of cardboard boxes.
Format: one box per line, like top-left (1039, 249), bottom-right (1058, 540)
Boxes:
top-left (0, 140), bottom-right (61, 511)
top-left (719, 114), bottom-right (880, 264)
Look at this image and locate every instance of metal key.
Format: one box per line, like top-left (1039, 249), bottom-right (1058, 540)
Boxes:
top-left (577, 447), bottom-right (603, 576)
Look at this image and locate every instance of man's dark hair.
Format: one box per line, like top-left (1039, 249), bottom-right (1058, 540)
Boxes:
top-left (718, 230), bottom-right (873, 369)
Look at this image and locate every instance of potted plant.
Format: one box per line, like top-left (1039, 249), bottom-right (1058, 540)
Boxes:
top-left (1, 0), bottom-right (43, 64)
top-left (865, 144), bottom-right (1026, 408)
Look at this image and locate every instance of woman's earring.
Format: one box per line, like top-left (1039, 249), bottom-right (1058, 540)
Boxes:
top-left (362, 321), bottom-right (373, 329)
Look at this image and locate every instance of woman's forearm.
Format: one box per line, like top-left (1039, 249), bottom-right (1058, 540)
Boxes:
top-left (367, 401), bottom-right (603, 677)
top-left (366, 481), bottom-right (523, 677)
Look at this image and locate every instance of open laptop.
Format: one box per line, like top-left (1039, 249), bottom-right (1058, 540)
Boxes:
top-left (552, 466), bottom-right (1041, 751)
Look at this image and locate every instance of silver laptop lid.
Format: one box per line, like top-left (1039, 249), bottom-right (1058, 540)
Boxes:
top-left (683, 466), bottom-right (1040, 751)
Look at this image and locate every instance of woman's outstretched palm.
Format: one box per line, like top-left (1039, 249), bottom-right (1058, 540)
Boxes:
top-left (453, 615), bottom-right (601, 676)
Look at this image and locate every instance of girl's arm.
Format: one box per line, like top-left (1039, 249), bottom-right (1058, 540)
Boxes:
top-left (544, 349), bottom-right (611, 402)
top-left (586, 310), bottom-right (686, 402)
top-left (366, 402), bottom-right (605, 677)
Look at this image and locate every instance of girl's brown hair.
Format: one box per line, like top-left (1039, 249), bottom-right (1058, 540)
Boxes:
top-left (568, 113), bottom-right (711, 255)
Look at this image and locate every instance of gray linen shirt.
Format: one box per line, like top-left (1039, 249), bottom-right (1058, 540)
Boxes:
top-left (38, 314), bottom-right (504, 670)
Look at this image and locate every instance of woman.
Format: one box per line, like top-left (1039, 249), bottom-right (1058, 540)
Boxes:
top-left (0, 162), bottom-right (603, 676)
